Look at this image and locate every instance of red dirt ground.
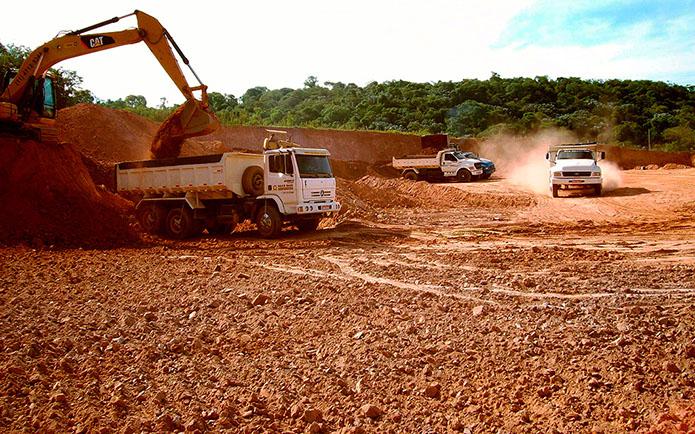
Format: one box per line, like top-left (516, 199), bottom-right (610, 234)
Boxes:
top-left (1, 105), bottom-right (694, 433)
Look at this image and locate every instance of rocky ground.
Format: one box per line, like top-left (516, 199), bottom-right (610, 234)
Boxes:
top-left (1, 169), bottom-right (694, 433)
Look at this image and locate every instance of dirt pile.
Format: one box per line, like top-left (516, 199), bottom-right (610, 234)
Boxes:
top-left (0, 137), bottom-right (136, 246)
top-left (58, 104), bottom-right (228, 165)
top-left (354, 176), bottom-right (536, 209)
top-left (58, 104), bottom-right (158, 163)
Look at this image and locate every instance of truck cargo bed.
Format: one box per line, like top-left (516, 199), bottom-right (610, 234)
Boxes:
top-left (117, 152), bottom-right (263, 196)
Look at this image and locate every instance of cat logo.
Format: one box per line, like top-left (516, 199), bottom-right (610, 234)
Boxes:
top-left (80, 35), bottom-right (116, 49)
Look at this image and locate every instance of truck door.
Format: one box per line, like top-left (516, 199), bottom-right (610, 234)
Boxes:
top-left (266, 152), bottom-right (298, 209)
top-left (441, 152), bottom-right (458, 176)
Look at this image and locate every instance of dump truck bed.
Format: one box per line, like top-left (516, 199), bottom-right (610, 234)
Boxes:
top-left (116, 152), bottom-right (263, 196)
top-left (392, 155), bottom-right (440, 169)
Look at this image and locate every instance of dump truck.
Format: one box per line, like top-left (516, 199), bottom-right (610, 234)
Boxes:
top-left (116, 133), bottom-right (340, 238)
top-left (546, 142), bottom-right (605, 197)
top-left (392, 148), bottom-right (483, 182)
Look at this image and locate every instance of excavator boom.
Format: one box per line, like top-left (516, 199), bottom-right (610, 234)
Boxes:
top-left (0, 10), bottom-right (218, 153)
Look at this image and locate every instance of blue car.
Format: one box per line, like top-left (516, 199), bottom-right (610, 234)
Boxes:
top-left (461, 152), bottom-right (495, 180)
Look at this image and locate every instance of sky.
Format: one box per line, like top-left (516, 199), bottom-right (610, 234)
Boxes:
top-left (1, 0), bottom-right (694, 107)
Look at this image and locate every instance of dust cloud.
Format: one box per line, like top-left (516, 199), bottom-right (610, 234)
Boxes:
top-left (598, 161), bottom-right (624, 191)
top-left (477, 129), bottom-right (623, 194)
top-left (477, 130), bottom-right (577, 194)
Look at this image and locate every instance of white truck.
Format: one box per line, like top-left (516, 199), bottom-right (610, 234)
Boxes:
top-left (545, 143), bottom-right (605, 197)
top-left (392, 148), bottom-right (483, 182)
top-left (116, 134), bottom-right (340, 238)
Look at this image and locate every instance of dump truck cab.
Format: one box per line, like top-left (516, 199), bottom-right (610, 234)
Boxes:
top-left (546, 143), bottom-right (605, 197)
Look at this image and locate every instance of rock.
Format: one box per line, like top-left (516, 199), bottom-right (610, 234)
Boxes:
top-left (360, 404), bottom-right (383, 419)
top-left (424, 383), bottom-right (441, 399)
top-left (143, 312), bottom-right (157, 322)
top-left (214, 264), bottom-right (222, 272)
top-left (154, 390), bottom-right (167, 403)
top-left (472, 305), bottom-right (484, 317)
top-left (109, 395), bottom-right (127, 410)
top-left (523, 277), bottom-right (536, 288)
top-left (290, 403), bottom-right (305, 419)
top-left (50, 392), bottom-right (67, 404)
top-left (685, 345), bottom-right (695, 358)
top-left (306, 421), bottom-right (322, 433)
top-left (353, 331), bottom-right (365, 340)
top-left (354, 378), bottom-right (364, 393)
top-left (188, 311), bottom-right (197, 320)
top-left (663, 361), bottom-right (680, 373)
top-left (537, 386), bottom-right (553, 398)
top-left (448, 417), bottom-right (465, 431)
top-left (252, 294), bottom-right (270, 306)
top-left (238, 272), bottom-right (250, 279)
top-left (302, 408), bottom-right (323, 423)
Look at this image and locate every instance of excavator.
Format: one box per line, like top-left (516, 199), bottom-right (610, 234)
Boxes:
top-left (0, 10), bottom-right (218, 158)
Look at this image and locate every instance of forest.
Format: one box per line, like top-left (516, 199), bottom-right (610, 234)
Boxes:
top-left (3, 42), bottom-right (695, 151)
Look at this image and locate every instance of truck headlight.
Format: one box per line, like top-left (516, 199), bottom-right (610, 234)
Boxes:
top-left (552, 172), bottom-right (562, 178)
top-left (591, 171), bottom-right (601, 177)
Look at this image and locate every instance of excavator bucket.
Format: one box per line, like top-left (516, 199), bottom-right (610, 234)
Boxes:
top-left (150, 99), bottom-right (219, 159)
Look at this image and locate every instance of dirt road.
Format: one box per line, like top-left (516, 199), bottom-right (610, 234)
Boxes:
top-left (1, 168), bottom-right (694, 433)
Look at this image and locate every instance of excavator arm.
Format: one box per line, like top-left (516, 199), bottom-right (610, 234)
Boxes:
top-left (0, 10), bottom-right (218, 156)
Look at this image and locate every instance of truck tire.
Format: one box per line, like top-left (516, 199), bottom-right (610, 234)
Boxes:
top-left (297, 218), bottom-right (320, 232)
top-left (457, 169), bottom-right (472, 183)
top-left (165, 207), bottom-right (196, 239)
top-left (481, 173), bottom-right (492, 180)
top-left (593, 185), bottom-right (602, 196)
top-left (242, 166), bottom-right (265, 196)
top-left (552, 185), bottom-right (560, 198)
top-left (403, 171), bottom-right (418, 181)
top-left (256, 204), bottom-right (282, 238)
top-left (136, 204), bottom-right (165, 234)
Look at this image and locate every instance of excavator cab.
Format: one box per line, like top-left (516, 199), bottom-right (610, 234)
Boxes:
top-left (1, 70), bottom-right (56, 120)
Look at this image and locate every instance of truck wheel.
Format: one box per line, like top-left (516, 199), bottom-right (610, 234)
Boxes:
top-left (593, 185), bottom-right (602, 196)
top-left (242, 166), bottom-right (265, 196)
top-left (552, 185), bottom-right (560, 198)
top-left (457, 169), bottom-right (472, 182)
top-left (403, 171), bottom-right (418, 181)
top-left (297, 218), bottom-right (320, 232)
top-left (165, 207), bottom-right (195, 239)
top-left (256, 205), bottom-right (282, 238)
top-left (481, 173), bottom-right (492, 180)
top-left (136, 204), bottom-right (165, 234)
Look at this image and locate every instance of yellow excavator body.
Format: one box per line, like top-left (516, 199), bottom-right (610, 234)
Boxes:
top-left (0, 10), bottom-right (218, 153)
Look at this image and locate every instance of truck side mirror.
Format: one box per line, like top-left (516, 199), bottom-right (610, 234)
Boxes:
top-left (545, 152), bottom-right (549, 160)
top-left (600, 151), bottom-right (605, 160)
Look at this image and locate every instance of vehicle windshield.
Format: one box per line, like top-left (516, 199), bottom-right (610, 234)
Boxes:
top-left (296, 154), bottom-right (333, 178)
top-left (453, 151), bottom-right (477, 159)
top-left (557, 150), bottom-right (594, 160)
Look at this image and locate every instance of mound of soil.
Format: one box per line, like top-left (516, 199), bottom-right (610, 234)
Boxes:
top-left (0, 137), bottom-right (136, 247)
top-left (661, 163), bottom-right (691, 170)
top-left (353, 176), bottom-right (537, 209)
top-left (58, 104), bottom-right (158, 163)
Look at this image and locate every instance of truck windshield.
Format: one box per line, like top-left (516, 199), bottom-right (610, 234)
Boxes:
top-left (455, 151), bottom-right (477, 159)
top-left (296, 155), bottom-right (333, 178)
top-left (557, 150), bottom-right (594, 160)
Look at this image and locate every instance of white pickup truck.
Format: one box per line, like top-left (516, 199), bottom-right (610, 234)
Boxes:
top-left (392, 148), bottom-right (483, 182)
top-left (116, 136), bottom-right (340, 238)
top-left (545, 143), bottom-right (605, 197)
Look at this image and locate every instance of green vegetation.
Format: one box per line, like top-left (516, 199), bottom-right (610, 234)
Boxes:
top-left (3, 41), bottom-right (694, 151)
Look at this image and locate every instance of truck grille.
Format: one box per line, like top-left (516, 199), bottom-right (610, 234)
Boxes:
top-left (310, 190), bottom-right (333, 198)
top-left (562, 171), bottom-right (591, 177)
